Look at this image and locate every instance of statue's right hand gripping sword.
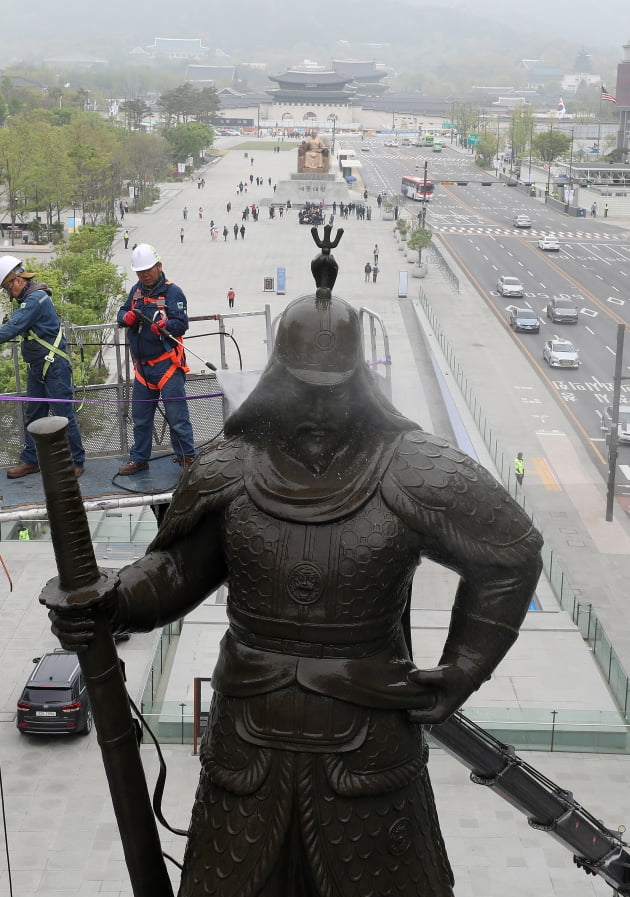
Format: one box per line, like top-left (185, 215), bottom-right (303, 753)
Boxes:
top-left (29, 417), bottom-right (174, 897)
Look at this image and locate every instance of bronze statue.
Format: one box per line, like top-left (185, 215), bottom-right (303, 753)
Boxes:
top-left (45, 228), bottom-right (543, 897)
top-left (297, 129), bottom-right (330, 174)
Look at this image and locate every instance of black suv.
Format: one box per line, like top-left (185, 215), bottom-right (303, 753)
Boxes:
top-left (546, 296), bottom-right (578, 324)
top-left (16, 650), bottom-right (92, 735)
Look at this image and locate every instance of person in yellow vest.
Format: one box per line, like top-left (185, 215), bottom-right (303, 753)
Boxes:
top-left (116, 244), bottom-right (196, 475)
top-left (18, 522), bottom-right (30, 540)
top-left (514, 451), bottom-right (525, 487)
top-left (0, 256), bottom-right (85, 479)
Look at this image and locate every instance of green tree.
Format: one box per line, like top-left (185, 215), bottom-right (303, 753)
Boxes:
top-left (158, 83), bottom-right (219, 126)
top-left (407, 227), bottom-right (433, 265)
top-left (0, 116), bottom-right (38, 241)
top-left (509, 105), bottom-right (535, 167)
top-left (120, 98), bottom-right (151, 130)
top-left (66, 114), bottom-right (124, 224)
top-left (532, 130), bottom-right (572, 168)
top-left (475, 133), bottom-right (499, 169)
top-left (163, 122), bottom-right (213, 164)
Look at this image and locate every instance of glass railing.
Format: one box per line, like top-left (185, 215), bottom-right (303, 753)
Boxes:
top-left (134, 700), bottom-right (630, 753)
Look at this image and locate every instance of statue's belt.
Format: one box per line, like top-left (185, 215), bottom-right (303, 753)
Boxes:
top-left (228, 608), bottom-right (396, 659)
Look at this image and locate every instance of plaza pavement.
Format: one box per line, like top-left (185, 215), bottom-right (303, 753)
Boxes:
top-left (1, 138), bottom-right (630, 896)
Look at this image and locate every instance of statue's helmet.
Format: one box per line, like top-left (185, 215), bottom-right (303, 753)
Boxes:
top-left (274, 294), bottom-right (363, 386)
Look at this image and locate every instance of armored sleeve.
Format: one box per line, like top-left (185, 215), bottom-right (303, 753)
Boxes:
top-left (381, 430), bottom-right (543, 686)
top-left (115, 439), bottom-right (245, 632)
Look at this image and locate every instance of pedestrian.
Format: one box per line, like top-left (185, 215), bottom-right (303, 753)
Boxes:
top-left (199, 207), bottom-right (203, 220)
top-left (240, 224), bottom-right (246, 239)
top-left (604, 203), bottom-right (609, 218)
top-left (226, 201), bottom-right (232, 214)
top-left (591, 202), bottom-right (597, 218)
top-left (514, 452), bottom-right (525, 487)
top-left (364, 261), bottom-right (372, 282)
top-left (0, 256), bottom-right (86, 479)
top-left (123, 230), bottom-right (130, 249)
top-left (373, 244), bottom-right (379, 265)
top-left (180, 227), bottom-right (184, 244)
top-left (227, 287), bottom-right (235, 309)
top-left (372, 264), bottom-right (379, 283)
top-left (119, 200), bottom-right (124, 219)
top-left (183, 206), bottom-right (188, 220)
top-left (49, 283), bottom-right (542, 897)
top-left (223, 226), bottom-right (229, 241)
top-left (18, 521), bottom-right (30, 540)
top-left (124, 201), bottom-right (129, 214)
top-left (233, 223), bottom-right (239, 240)
top-left (116, 244), bottom-right (196, 475)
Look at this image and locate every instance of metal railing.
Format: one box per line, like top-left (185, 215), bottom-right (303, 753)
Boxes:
top-left (416, 287), bottom-right (630, 722)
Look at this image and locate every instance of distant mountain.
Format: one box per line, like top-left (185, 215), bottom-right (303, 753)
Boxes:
top-left (1, 0), bottom-right (622, 80)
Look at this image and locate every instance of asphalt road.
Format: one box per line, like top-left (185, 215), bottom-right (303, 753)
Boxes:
top-left (354, 135), bottom-right (630, 497)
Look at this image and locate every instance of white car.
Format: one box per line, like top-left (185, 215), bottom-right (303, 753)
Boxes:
top-left (602, 406), bottom-right (630, 443)
top-left (512, 215), bottom-right (532, 228)
top-left (543, 339), bottom-right (580, 368)
top-left (538, 236), bottom-right (560, 251)
top-left (497, 275), bottom-right (524, 297)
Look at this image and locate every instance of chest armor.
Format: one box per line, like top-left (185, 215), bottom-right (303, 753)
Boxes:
top-left (222, 490), bottom-right (421, 646)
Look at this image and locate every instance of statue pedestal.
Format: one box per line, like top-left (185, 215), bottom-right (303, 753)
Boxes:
top-left (272, 172), bottom-right (353, 208)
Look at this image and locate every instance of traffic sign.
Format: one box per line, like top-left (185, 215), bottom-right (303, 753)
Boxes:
top-left (467, 133), bottom-right (481, 146)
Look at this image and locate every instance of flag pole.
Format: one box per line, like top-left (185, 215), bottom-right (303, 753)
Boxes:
top-left (597, 84), bottom-right (603, 156)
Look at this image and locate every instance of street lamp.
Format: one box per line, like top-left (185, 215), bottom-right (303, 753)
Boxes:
top-left (567, 128), bottom-right (575, 208)
top-left (546, 123), bottom-right (554, 197)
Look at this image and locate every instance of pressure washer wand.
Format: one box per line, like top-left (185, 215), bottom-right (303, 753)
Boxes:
top-left (132, 310), bottom-right (217, 371)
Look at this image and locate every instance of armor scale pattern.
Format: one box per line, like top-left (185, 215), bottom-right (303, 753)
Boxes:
top-left (179, 696), bottom-right (454, 897)
top-left (221, 491), bottom-right (420, 630)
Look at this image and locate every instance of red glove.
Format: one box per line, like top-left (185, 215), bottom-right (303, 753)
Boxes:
top-left (122, 310), bottom-right (138, 327)
top-left (151, 318), bottom-right (169, 336)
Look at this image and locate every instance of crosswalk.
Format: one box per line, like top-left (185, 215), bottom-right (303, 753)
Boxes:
top-left (432, 225), bottom-right (629, 240)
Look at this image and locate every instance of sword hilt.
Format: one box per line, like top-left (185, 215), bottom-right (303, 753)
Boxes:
top-left (27, 416), bottom-right (98, 592)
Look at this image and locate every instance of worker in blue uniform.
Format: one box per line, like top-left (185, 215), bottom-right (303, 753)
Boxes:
top-left (0, 255), bottom-right (85, 479)
top-left (116, 243), bottom-right (195, 475)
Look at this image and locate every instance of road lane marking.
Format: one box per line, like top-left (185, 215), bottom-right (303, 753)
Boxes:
top-left (531, 457), bottom-right (561, 490)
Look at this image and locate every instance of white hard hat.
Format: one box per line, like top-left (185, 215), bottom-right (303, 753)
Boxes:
top-left (0, 256), bottom-right (23, 287)
top-left (130, 244), bottom-right (161, 272)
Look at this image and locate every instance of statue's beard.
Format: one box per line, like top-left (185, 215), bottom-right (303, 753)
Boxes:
top-left (279, 423), bottom-right (351, 476)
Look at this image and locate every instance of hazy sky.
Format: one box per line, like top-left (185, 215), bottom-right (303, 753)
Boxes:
top-left (2, 0), bottom-right (627, 74)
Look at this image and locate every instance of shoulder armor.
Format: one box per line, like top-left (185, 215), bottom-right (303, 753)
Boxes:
top-left (382, 430), bottom-right (542, 562)
top-left (149, 438), bottom-right (245, 551)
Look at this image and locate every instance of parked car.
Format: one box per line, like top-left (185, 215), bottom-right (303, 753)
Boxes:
top-left (512, 215), bottom-right (532, 228)
top-left (543, 339), bottom-right (580, 368)
top-left (546, 296), bottom-right (578, 324)
top-left (16, 650), bottom-right (92, 735)
top-left (601, 405), bottom-right (630, 443)
top-left (538, 235), bottom-right (560, 251)
top-left (509, 307), bottom-right (540, 333)
top-left (497, 275), bottom-right (524, 297)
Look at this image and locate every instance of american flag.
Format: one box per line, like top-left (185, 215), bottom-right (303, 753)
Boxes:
top-left (601, 84), bottom-right (617, 104)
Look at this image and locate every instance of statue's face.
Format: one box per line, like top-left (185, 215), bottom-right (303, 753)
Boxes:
top-left (276, 374), bottom-right (356, 475)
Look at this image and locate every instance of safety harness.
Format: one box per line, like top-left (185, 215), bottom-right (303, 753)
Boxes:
top-left (130, 284), bottom-right (189, 391)
top-left (24, 326), bottom-right (71, 378)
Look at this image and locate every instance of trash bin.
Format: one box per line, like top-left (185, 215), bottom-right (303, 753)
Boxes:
top-left (577, 208), bottom-right (586, 217)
